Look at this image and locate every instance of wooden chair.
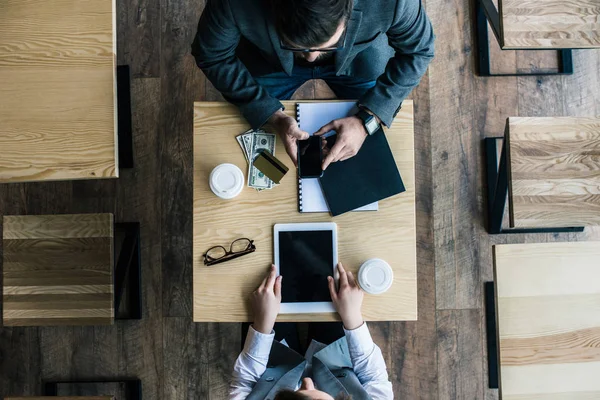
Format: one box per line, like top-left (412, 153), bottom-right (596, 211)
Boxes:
top-left (2, 214), bottom-right (141, 326)
top-left (484, 117), bottom-right (600, 233)
top-left (475, 0), bottom-right (600, 75)
top-left (485, 242), bottom-right (600, 398)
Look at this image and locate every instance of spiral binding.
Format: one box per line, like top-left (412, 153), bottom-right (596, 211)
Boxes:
top-left (296, 103), bottom-right (303, 212)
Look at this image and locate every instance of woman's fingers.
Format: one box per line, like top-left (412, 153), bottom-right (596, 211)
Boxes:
top-left (337, 262), bottom-right (349, 287)
top-left (327, 276), bottom-right (338, 301)
top-left (265, 265), bottom-right (277, 290)
top-left (274, 275), bottom-right (282, 299)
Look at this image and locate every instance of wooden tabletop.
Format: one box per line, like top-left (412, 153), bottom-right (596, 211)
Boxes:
top-left (493, 242), bottom-right (600, 399)
top-left (2, 214), bottom-right (114, 326)
top-left (0, 0), bottom-right (118, 183)
top-left (193, 101), bottom-right (417, 322)
top-left (499, 0), bottom-right (600, 49)
top-left (506, 117), bottom-right (600, 228)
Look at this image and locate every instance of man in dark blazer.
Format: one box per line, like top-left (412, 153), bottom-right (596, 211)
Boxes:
top-left (192, 0), bottom-right (434, 170)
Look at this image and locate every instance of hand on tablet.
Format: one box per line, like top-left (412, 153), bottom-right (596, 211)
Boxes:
top-left (252, 265), bottom-right (282, 334)
top-left (328, 262), bottom-right (364, 330)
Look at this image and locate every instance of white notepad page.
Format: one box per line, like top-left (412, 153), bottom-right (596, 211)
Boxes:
top-left (297, 101), bottom-right (378, 213)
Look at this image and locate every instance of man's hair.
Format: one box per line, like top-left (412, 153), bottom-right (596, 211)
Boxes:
top-left (269, 0), bottom-right (353, 48)
top-left (274, 390), bottom-right (352, 400)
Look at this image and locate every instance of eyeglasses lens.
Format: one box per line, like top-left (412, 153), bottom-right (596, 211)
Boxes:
top-left (231, 238), bottom-right (251, 253)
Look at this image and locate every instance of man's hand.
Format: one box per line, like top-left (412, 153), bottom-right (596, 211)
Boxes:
top-left (268, 110), bottom-right (309, 165)
top-left (314, 116), bottom-right (367, 170)
top-left (252, 265), bottom-right (282, 334)
top-left (328, 262), bottom-right (364, 330)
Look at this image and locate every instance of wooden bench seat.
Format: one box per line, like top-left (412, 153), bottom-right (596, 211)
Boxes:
top-left (506, 117), bottom-right (600, 228)
top-left (500, 0), bottom-right (600, 49)
top-left (493, 242), bottom-right (600, 399)
top-left (0, 0), bottom-right (119, 183)
top-left (2, 214), bottom-right (115, 326)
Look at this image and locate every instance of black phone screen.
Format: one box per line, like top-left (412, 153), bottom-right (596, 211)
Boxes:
top-left (298, 136), bottom-right (323, 178)
top-left (278, 230), bottom-right (333, 303)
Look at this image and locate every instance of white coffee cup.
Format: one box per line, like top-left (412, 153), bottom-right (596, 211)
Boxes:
top-left (358, 258), bottom-right (393, 295)
top-left (209, 163), bottom-right (244, 199)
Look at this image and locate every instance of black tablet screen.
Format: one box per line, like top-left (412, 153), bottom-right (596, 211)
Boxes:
top-left (278, 230), bottom-right (333, 303)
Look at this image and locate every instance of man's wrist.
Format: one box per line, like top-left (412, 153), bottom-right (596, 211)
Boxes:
top-left (268, 109), bottom-right (288, 125)
top-left (352, 116), bottom-right (369, 137)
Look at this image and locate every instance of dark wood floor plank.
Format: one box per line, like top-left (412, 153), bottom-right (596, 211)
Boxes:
top-left (163, 317), bottom-right (210, 400)
top-left (117, 0), bottom-right (161, 78)
top-left (205, 323), bottom-right (241, 399)
top-left (39, 325), bottom-right (119, 380)
top-left (115, 77), bottom-right (163, 400)
top-left (0, 327), bottom-right (41, 397)
top-left (388, 67), bottom-right (438, 399)
top-left (437, 309), bottom-right (483, 400)
top-left (428, 0), bottom-right (481, 310)
top-left (159, 0), bottom-right (206, 318)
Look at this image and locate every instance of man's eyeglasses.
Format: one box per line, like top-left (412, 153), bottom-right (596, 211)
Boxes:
top-left (279, 28), bottom-right (347, 53)
top-left (203, 238), bottom-right (256, 266)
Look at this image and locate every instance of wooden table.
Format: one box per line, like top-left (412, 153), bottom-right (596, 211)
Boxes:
top-left (0, 0), bottom-right (119, 183)
top-left (492, 242), bottom-right (600, 399)
top-left (193, 101), bottom-right (416, 322)
top-left (2, 214), bottom-right (114, 326)
top-left (485, 117), bottom-right (600, 233)
top-left (500, 0), bottom-right (600, 49)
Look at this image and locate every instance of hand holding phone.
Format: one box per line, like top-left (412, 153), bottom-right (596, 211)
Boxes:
top-left (298, 136), bottom-right (324, 178)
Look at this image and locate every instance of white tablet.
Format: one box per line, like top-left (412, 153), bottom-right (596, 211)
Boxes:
top-left (274, 222), bottom-right (338, 314)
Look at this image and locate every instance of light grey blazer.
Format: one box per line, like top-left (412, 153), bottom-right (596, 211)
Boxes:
top-left (245, 337), bottom-right (371, 400)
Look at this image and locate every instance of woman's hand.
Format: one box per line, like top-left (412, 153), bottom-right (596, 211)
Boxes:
top-left (328, 262), bottom-right (364, 330)
top-left (252, 265), bottom-right (282, 334)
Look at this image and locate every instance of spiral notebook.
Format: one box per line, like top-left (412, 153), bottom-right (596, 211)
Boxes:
top-left (297, 102), bottom-right (378, 213)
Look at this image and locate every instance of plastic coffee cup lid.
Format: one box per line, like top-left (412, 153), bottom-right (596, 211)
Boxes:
top-left (358, 258), bottom-right (393, 295)
top-left (209, 163), bottom-right (244, 200)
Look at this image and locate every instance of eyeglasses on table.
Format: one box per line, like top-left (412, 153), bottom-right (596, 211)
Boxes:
top-left (203, 238), bottom-right (256, 266)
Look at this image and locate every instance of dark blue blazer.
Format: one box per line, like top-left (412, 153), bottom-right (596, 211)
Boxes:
top-left (192, 0), bottom-right (435, 129)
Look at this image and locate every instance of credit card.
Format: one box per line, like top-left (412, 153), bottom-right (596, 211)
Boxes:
top-left (253, 150), bottom-right (289, 184)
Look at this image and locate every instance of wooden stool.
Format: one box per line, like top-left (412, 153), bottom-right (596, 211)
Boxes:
top-left (485, 242), bottom-right (600, 398)
top-left (0, 0), bottom-right (134, 183)
top-left (2, 214), bottom-right (142, 326)
top-left (475, 0), bottom-right (600, 75)
top-left (485, 117), bottom-right (600, 233)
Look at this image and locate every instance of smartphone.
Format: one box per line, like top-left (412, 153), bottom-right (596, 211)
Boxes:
top-left (298, 135), bottom-right (323, 178)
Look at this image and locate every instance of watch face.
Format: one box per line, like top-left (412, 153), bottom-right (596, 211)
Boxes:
top-left (366, 117), bottom-right (379, 134)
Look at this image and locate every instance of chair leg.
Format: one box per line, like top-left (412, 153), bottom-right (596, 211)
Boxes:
top-left (117, 65), bottom-right (134, 168)
top-left (114, 222), bottom-right (142, 320)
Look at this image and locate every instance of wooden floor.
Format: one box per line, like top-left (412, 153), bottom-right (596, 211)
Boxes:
top-left (1, 0), bottom-right (599, 398)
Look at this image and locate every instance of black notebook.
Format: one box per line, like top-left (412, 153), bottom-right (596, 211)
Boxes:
top-left (296, 102), bottom-right (378, 213)
top-left (296, 102), bottom-right (405, 217)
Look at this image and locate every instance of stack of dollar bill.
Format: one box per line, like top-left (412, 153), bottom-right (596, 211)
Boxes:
top-left (236, 129), bottom-right (277, 191)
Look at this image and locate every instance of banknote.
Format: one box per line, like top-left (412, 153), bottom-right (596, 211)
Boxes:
top-left (248, 131), bottom-right (276, 190)
top-left (236, 136), bottom-right (249, 162)
top-left (241, 133), bottom-right (253, 160)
